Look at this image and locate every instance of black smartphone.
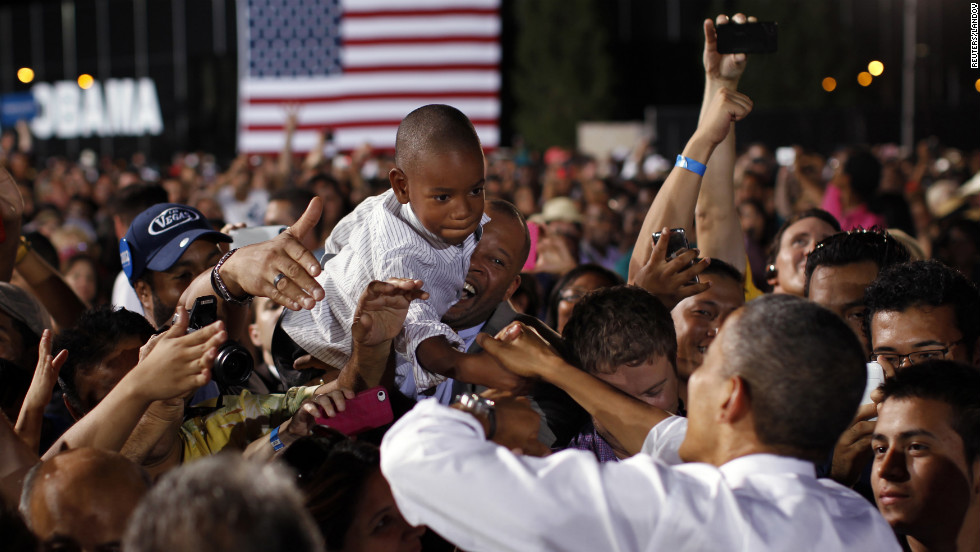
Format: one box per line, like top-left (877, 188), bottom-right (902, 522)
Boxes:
top-left (652, 228), bottom-right (690, 260)
top-left (653, 228), bottom-right (699, 284)
top-left (716, 21), bottom-right (778, 54)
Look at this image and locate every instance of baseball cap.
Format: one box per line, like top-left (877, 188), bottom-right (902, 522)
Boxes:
top-left (120, 203), bottom-right (232, 285)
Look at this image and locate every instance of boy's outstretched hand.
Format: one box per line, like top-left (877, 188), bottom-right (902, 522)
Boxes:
top-left (352, 278), bottom-right (429, 347)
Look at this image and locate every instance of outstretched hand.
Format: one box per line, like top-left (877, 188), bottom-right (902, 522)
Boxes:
top-left (15, 329), bottom-right (68, 452)
top-left (352, 278), bottom-right (429, 347)
top-left (126, 306), bottom-right (224, 403)
top-left (631, 227), bottom-right (711, 310)
top-left (221, 197), bottom-right (326, 310)
top-left (475, 322), bottom-right (562, 381)
top-left (703, 13), bottom-right (755, 86)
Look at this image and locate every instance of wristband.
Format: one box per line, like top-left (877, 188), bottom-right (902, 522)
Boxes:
top-left (211, 249), bottom-right (253, 306)
top-left (675, 155), bottom-right (707, 177)
top-left (270, 426), bottom-right (284, 452)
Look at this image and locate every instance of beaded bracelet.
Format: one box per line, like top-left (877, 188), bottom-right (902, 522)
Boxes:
top-left (210, 248), bottom-right (253, 306)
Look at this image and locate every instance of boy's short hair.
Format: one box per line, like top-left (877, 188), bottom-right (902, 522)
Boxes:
top-left (394, 104), bottom-right (483, 170)
top-left (878, 360), bottom-right (980, 465)
top-left (562, 285), bottom-right (677, 375)
top-left (56, 306), bottom-right (156, 414)
top-left (803, 228), bottom-right (911, 297)
top-left (863, 260), bottom-right (980, 357)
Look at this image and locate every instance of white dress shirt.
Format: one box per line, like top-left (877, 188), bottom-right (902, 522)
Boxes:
top-left (283, 189), bottom-right (488, 390)
top-left (381, 400), bottom-right (901, 552)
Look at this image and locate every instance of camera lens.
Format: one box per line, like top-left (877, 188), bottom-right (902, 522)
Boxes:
top-left (212, 342), bottom-right (254, 387)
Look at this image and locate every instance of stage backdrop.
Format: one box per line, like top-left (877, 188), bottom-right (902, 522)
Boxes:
top-left (236, 0), bottom-right (502, 154)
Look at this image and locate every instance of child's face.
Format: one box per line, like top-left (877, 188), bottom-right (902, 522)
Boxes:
top-left (391, 149), bottom-right (486, 245)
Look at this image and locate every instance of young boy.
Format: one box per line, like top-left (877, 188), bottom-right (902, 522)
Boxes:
top-left (282, 104), bottom-right (488, 391)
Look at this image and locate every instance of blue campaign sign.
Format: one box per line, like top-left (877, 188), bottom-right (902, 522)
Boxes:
top-left (0, 92), bottom-right (37, 128)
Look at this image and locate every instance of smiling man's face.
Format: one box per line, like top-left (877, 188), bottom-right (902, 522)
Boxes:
top-left (442, 207), bottom-right (527, 331)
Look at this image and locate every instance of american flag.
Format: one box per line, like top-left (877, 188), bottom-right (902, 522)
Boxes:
top-left (236, 0), bottom-right (501, 153)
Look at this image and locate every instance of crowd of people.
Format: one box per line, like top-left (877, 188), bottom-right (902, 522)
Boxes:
top-left (1, 12), bottom-right (979, 552)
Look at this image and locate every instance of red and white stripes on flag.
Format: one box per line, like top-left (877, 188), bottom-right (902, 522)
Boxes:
top-left (236, 0), bottom-right (502, 154)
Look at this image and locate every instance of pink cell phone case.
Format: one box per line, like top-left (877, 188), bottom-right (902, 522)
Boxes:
top-left (314, 386), bottom-right (393, 436)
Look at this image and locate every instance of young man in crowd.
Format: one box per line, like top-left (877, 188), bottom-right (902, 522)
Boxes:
top-left (871, 361), bottom-right (980, 552)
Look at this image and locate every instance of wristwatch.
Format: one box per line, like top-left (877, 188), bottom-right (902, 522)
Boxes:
top-left (453, 393), bottom-right (497, 439)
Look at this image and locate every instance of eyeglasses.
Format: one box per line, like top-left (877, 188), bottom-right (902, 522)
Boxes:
top-left (870, 340), bottom-right (962, 369)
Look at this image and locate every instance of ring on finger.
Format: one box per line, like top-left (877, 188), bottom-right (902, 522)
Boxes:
top-left (273, 272), bottom-right (286, 288)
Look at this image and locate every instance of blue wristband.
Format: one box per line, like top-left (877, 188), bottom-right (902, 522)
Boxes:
top-left (270, 426), bottom-right (284, 452)
top-left (675, 155), bottom-right (707, 177)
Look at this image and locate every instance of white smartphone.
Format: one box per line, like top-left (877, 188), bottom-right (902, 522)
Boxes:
top-left (862, 361), bottom-right (885, 421)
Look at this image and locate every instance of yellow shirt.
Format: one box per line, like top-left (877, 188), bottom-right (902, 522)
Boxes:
top-left (180, 386), bottom-right (317, 461)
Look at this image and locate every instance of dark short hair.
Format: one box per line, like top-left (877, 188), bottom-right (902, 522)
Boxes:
top-left (281, 431), bottom-right (380, 550)
top-left (878, 360), bottom-right (980, 464)
top-left (765, 208), bottom-right (841, 275)
top-left (562, 285), bottom-right (677, 375)
top-left (55, 306), bottom-right (155, 414)
top-left (701, 258), bottom-right (745, 285)
top-left (545, 264), bottom-right (624, 330)
top-left (395, 104), bottom-right (483, 171)
top-left (722, 295), bottom-right (867, 461)
top-left (864, 260), bottom-right (980, 358)
top-left (269, 188), bottom-right (317, 220)
top-left (109, 183), bottom-right (168, 228)
top-left (803, 228), bottom-right (911, 297)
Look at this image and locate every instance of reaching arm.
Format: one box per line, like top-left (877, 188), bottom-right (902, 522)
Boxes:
top-left (476, 322), bottom-right (670, 456)
top-left (14, 330), bottom-right (67, 454)
top-left (628, 88), bottom-right (753, 284)
top-left (41, 307), bottom-right (223, 460)
top-left (693, 14), bottom-right (753, 272)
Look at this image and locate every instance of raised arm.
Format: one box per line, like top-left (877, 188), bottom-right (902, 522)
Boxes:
top-left (693, 14), bottom-right (753, 272)
top-left (628, 87), bottom-right (754, 284)
top-left (476, 322), bottom-right (670, 456)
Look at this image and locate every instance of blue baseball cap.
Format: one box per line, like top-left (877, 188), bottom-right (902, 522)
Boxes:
top-left (120, 203), bottom-right (232, 285)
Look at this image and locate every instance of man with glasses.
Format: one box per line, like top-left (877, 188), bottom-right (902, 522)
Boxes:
top-left (865, 260), bottom-right (980, 377)
top-left (825, 258), bottom-right (976, 492)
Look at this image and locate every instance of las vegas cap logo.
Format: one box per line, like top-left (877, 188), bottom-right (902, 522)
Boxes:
top-left (148, 207), bottom-right (199, 236)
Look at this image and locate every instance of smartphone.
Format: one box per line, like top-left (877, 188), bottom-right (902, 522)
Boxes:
top-left (775, 147), bottom-right (796, 167)
top-left (653, 228), bottom-right (699, 284)
top-left (716, 21), bottom-right (778, 54)
top-left (314, 386), bottom-right (394, 436)
top-left (652, 228), bottom-right (690, 260)
top-left (861, 361), bottom-right (885, 420)
top-left (228, 225), bottom-right (286, 249)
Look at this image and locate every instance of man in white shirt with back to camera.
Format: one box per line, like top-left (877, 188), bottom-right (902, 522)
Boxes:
top-left (381, 294), bottom-right (901, 551)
